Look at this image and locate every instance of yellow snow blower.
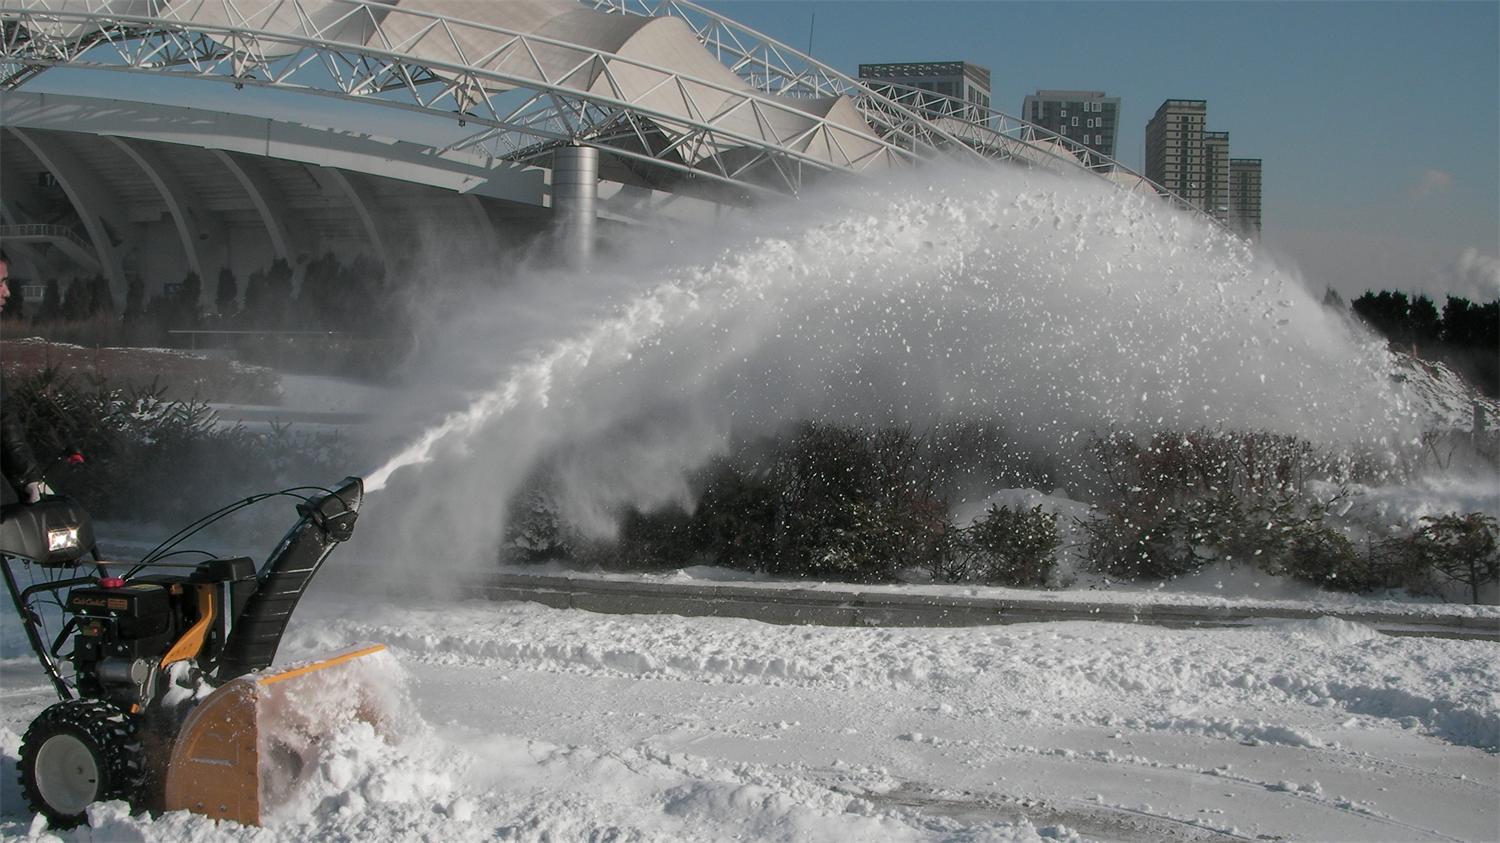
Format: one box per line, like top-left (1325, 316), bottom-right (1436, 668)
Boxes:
top-left (1, 476), bottom-right (383, 828)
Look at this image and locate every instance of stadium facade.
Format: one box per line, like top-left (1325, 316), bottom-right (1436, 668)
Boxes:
top-left (0, 0), bottom-right (1192, 303)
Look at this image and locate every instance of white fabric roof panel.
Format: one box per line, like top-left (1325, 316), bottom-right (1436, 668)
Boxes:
top-left (160, 0), bottom-right (388, 58)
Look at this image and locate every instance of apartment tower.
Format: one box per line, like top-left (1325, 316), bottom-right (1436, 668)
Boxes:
top-left (1229, 158), bottom-right (1263, 239)
top-left (1022, 90), bottom-right (1121, 162)
top-left (1145, 99), bottom-right (1208, 209)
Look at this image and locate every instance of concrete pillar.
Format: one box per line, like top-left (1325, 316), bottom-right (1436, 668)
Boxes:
top-left (552, 145), bottom-right (598, 268)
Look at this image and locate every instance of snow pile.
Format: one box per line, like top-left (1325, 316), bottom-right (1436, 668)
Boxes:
top-left (295, 601), bottom-right (1500, 753)
top-left (1392, 354), bottom-right (1499, 433)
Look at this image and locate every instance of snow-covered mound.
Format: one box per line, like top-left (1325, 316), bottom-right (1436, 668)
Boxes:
top-left (1391, 352), bottom-right (1499, 432)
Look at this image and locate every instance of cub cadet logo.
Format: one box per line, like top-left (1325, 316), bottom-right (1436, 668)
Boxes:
top-left (73, 596), bottom-right (129, 610)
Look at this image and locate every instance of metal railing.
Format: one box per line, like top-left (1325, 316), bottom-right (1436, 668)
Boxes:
top-left (0, 223), bottom-right (93, 251)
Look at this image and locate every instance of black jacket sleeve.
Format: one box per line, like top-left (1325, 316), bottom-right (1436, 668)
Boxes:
top-left (0, 373), bottom-right (44, 492)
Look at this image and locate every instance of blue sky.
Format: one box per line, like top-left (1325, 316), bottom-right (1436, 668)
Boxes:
top-left (708, 0), bottom-right (1500, 300)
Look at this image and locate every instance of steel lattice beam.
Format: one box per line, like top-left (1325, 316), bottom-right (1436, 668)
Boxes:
top-left (0, 0), bottom-right (1204, 218)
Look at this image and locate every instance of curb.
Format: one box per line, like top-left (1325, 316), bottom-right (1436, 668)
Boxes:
top-left (478, 573), bottom-right (1500, 641)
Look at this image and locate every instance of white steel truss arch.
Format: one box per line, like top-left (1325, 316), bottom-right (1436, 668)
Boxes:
top-left (109, 134), bottom-right (220, 282)
top-left (587, 0), bottom-right (1203, 217)
top-left (0, 0), bottom-right (978, 200)
top-left (320, 166), bottom-right (388, 268)
top-left (210, 148), bottom-right (299, 262)
top-left (5, 126), bottom-right (128, 288)
top-left (0, 0), bottom-right (1202, 216)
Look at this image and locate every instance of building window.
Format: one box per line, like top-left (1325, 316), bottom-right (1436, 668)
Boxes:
top-left (1071, 116), bottom-right (1078, 126)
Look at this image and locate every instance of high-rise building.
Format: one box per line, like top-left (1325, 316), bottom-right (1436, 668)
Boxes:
top-left (858, 61), bottom-right (992, 118)
top-left (1146, 99), bottom-right (1263, 233)
top-left (1203, 130), bottom-right (1232, 223)
top-left (1145, 99), bottom-right (1208, 209)
top-left (1229, 158), bottom-right (1263, 240)
top-left (1022, 90), bottom-right (1121, 161)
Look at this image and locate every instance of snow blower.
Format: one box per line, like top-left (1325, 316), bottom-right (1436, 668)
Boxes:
top-left (1, 476), bottom-right (383, 828)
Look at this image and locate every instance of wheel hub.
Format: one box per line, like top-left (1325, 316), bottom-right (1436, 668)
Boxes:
top-left (32, 734), bottom-right (101, 816)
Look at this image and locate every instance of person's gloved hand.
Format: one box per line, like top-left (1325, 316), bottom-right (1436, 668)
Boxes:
top-left (23, 481), bottom-right (52, 504)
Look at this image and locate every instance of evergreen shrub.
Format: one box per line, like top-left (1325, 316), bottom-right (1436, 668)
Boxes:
top-left (954, 504), bottom-right (1059, 586)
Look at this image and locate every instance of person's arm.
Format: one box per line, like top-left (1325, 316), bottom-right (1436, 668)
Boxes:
top-left (0, 377), bottom-right (46, 501)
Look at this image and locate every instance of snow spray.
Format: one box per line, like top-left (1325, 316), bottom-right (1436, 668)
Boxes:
top-left (353, 160), bottom-right (1419, 581)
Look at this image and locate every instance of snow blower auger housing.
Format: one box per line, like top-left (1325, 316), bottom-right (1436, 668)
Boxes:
top-left (1, 476), bottom-right (382, 829)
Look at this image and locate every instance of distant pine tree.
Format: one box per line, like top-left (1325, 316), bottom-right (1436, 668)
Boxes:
top-left (297, 252), bottom-right (342, 330)
top-left (62, 277), bottom-right (90, 321)
top-left (123, 276), bottom-right (146, 322)
top-left (1409, 295), bottom-right (1440, 352)
top-left (242, 268), bottom-right (267, 326)
top-left (35, 278), bottom-right (62, 323)
top-left (176, 271), bottom-right (203, 329)
top-left (215, 267), bottom-right (239, 318)
top-left (87, 275), bottom-right (115, 319)
top-left (1351, 290), bottom-right (1411, 346)
top-left (264, 259), bottom-right (295, 328)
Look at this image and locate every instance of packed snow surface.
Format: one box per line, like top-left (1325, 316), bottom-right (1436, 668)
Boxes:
top-left (3, 596), bottom-right (1496, 842)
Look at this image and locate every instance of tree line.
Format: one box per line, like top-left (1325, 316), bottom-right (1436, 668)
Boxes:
top-left (1328, 288), bottom-right (1498, 397)
top-left (0, 253), bottom-right (407, 377)
top-left (1, 252), bottom-right (398, 333)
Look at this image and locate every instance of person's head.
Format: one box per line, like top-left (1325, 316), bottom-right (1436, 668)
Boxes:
top-left (0, 249), bottom-right (10, 313)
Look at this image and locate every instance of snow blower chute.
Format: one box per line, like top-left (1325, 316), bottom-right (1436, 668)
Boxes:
top-left (1, 476), bottom-right (383, 828)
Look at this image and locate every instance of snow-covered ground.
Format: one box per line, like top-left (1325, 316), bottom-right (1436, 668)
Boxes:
top-left (3, 595), bottom-right (1496, 842)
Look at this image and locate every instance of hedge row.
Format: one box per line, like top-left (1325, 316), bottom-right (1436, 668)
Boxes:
top-left (505, 422), bottom-right (1499, 602)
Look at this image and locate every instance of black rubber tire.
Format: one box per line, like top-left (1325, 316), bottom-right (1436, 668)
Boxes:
top-left (18, 700), bottom-right (143, 829)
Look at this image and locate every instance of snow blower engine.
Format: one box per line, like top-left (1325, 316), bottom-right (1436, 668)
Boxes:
top-left (1, 477), bottom-right (382, 829)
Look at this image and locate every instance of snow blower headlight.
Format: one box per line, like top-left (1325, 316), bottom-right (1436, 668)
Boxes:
top-left (47, 526), bottom-right (81, 553)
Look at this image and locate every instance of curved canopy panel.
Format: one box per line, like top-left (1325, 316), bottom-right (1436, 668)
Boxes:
top-left (160, 0), bottom-right (388, 58)
top-left (9, 0), bottom-right (154, 40)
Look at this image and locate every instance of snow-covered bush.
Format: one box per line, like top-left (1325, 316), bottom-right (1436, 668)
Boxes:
top-left (1274, 521), bottom-right (1378, 592)
top-left (1080, 429), bottom-right (1399, 587)
top-left (757, 424), bottom-right (948, 582)
top-left (690, 457), bottom-right (780, 570)
top-left (6, 368), bottom-right (348, 525)
top-left (951, 503), bottom-right (1060, 586)
top-left (501, 423), bottom-right (954, 582)
top-left (1388, 513), bottom-right (1499, 604)
top-left (498, 419), bottom-right (1492, 600)
top-left (610, 507), bottom-right (699, 570)
top-left (500, 482), bottom-right (576, 563)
